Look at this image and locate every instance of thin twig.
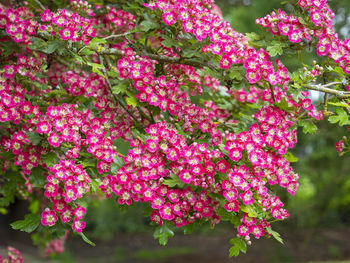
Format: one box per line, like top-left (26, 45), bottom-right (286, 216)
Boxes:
top-left (34, 0), bottom-right (45, 10)
top-left (97, 47), bottom-right (219, 71)
top-left (304, 82), bottom-right (350, 99)
top-left (98, 55), bottom-right (145, 129)
top-left (103, 31), bottom-right (135, 40)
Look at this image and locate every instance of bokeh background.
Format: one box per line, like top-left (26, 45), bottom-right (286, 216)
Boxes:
top-left (1, 0), bottom-right (350, 262)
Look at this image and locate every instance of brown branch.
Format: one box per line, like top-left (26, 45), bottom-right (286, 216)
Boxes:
top-left (97, 47), bottom-right (218, 71)
top-left (98, 55), bottom-right (145, 129)
top-left (303, 82), bottom-right (350, 99)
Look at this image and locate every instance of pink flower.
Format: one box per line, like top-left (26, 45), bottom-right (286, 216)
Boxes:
top-left (41, 208), bottom-right (58, 226)
top-left (72, 219), bottom-right (86, 233)
top-left (162, 11), bottom-right (177, 25)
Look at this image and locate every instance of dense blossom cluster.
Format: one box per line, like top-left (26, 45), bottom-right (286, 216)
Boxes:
top-left (256, 1), bottom-right (350, 74)
top-left (0, 0), bottom-right (348, 256)
top-left (146, 0), bottom-right (290, 87)
top-left (0, 247), bottom-right (23, 263)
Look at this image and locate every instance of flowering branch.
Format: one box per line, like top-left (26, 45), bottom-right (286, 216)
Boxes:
top-left (98, 47), bottom-right (219, 71)
top-left (303, 82), bottom-right (350, 99)
top-left (98, 55), bottom-right (146, 129)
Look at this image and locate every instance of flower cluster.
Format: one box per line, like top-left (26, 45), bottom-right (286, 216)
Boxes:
top-left (257, 3), bottom-right (350, 74)
top-left (147, 0), bottom-right (290, 87)
top-left (0, 4), bottom-right (36, 44)
top-left (41, 159), bottom-right (91, 232)
top-left (0, 246), bottom-right (23, 263)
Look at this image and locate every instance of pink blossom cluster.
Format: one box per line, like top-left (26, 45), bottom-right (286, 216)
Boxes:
top-left (0, 247), bottom-right (23, 263)
top-left (116, 48), bottom-right (226, 143)
top-left (146, 0), bottom-right (290, 86)
top-left (0, 56), bottom-right (43, 123)
top-left (41, 159), bottom-right (91, 232)
top-left (103, 7), bottom-right (136, 32)
top-left (256, 3), bottom-right (350, 74)
top-left (100, 121), bottom-right (223, 227)
top-left (40, 8), bottom-right (96, 44)
top-left (0, 4), bottom-right (36, 44)
top-left (222, 105), bottom-right (298, 238)
top-left (233, 85), bottom-right (323, 120)
top-left (44, 230), bottom-right (68, 257)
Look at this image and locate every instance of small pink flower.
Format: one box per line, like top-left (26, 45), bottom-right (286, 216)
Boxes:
top-left (72, 219), bottom-right (86, 233)
top-left (162, 11), bottom-right (177, 25)
top-left (41, 208), bottom-right (58, 227)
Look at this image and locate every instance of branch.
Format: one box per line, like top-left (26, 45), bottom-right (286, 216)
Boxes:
top-left (97, 47), bottom-right (219, 71)
top-left (303, 82), bottom-right (350, 99)
top-left (98, 55), bottom-right (146, 129)
top-left (103, 31), bottom-right (135, 40)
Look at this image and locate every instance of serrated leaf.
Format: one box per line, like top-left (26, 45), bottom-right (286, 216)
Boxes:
top-left (267, 228), bottom-right (284, 244)
top-left (245, 32), bottom-right (260, 42)
top-left (43, 40), bottom-right (63, 54)
top-left (11, 213), bottom-right (41, 233)
top-left (163, 176), bottom-right (185, 188)
top-left (298, 120), bottom-right (317, 134)
top-left (275, 97), bottom-right (295, 112)
top-left (241, 205), bottom-right (258, 218)
top-left (153, 223), bottom-right (174, 246)
top-left (41, 152), bottom-right (59, 167)
top-left (88, 37), bottom-right (107, 49)
top-left (111, 83), bottom-right (128, 94)
top-left (328, 108), bottom-right (350, 126)
top-left (140, 20), bottom-right (159, 32)
top-left (29, 167), bottom-right (46, 187)
top-left (283, 151), bottom-right (299, 163)
top-left (26, 131), bottom-right (42, 145)
top-left (229, 238), bottom-right (246, 257)
top-left (266, 41), bottom-right (287, 57)
top-left (126, 94), bottom-right (138, 107)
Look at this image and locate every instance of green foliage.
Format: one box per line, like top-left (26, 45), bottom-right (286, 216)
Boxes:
top-left (11, 213), bottom-right (41, 233)
top-left (267, 228), bottom-right (284, 244)
top-left (298, 120), bottom-right (318, 134)
top-left (153, 222), bottom-right (174, 246)
top-left (229, 237), bottom-right (247, 257)
top-left (328, 108), bottom-right (350, 126)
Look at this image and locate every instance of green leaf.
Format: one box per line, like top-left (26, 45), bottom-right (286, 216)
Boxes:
top-left (26, 131), bottom-right (42, 145)
top-left (140, 20), bottom-right (159, 32)
top-left (111, 83), bottom-right (128, 94)
top-left (275, 97), bottom-right (295, 112)
top-left (126, 94), bottom-right (138, 107)
top-left (267, 228), bottom-right (284, 244)
top-left (283, 151), bottom-right (299, 163)
top-left (298, 120), bottom-right (317, 134)
top-left (328, 108), bottom-right (350, 126)
top-left (229, 238), bottom-right (247, 257)
top-left (229, 70), bottom-right (243, 81)
top-left (161, 35), bottom-right (179, 48)
top-left (41, 152), bottom-right (59, 167)
top-left (153, 223), bottom-right (174, 246)
top-left (182, 49), bottom-right (197, 58)
top-left (245, 32), bottom-right (260, 42)
top-left (29, 167), bottom-right (46, 187)
top-left (110, 155), bottom-right (125, 173)
top-left (88, 37), bottom-right (107, 49)
top-left (11, 213), bottom-right (41, 233)
top-left (163, 176), bottom-right (185, 188)
top-left (328, 102), bottom-right (350, 109)
top-left (79, 232), bottom-right (96, 246)
top-left (43, 40), bottom-right (63, 54)
top-left (241, 205), bottom-right (258, 218)
top-left (266, 41), bottom-right (287, 57)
